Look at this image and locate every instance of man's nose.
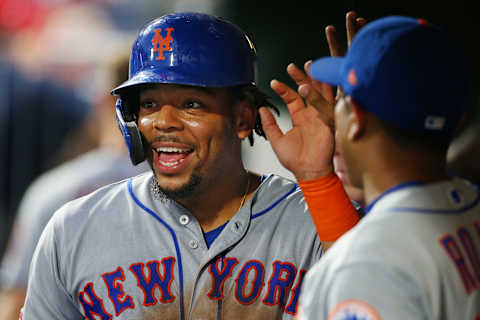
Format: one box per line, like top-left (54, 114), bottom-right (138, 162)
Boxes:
top-left (152, 105), bottom-right (183, 132)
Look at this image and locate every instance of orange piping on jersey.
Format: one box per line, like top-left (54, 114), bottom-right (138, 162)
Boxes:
top-left (298, 172), bottom-right (359, 242)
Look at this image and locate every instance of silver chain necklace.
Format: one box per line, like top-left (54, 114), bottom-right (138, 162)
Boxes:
top-left (150, 177), bottom-right (171, 203)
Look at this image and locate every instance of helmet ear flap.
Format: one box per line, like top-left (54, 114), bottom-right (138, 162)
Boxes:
top-left (115, 98), bottom-right (145, 165)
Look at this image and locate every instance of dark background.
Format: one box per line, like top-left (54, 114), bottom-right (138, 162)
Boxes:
top-left (219, 0), bottom-right (478, 120)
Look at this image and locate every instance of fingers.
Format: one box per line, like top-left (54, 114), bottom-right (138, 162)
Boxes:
top-left (346, 11), bottom-right (367, 47)
top-left (286, 63), bottom-right (310, 87)
top-left (326, 25), bottom-right (345, 57)
top-left (356, 17), bottom-right (367, 28)
top-left (270, 79), bottom-right (306, 116)
top-left (303, 61), bottom-right (335, 105)
top-left (259, 107), bottom-right (283, 142)
top-left (346, 11), bottom-right (357, 47)
top-left (329, 11), bottom-right (367, 56)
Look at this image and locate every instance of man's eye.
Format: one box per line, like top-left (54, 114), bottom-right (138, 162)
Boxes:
top-left (140, 101), bottom-right (157, 109)
top-left (185, 101), bottom-right (202, 109)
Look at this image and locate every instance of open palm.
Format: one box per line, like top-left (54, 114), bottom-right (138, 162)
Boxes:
top-left (259, 76), bottom-right (334, 181)
top-left (260, 11), bottom-right (366, 181)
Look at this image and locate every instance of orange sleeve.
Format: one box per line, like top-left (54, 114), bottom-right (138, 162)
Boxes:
top-left (298, 172), bottom-right (360, 242)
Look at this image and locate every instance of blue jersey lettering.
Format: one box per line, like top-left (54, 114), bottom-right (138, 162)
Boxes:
top-left (129, 257), bottom-right (176, 306)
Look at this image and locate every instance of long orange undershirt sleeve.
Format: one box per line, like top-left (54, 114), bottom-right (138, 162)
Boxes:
top-left (298, 172), bottom-right (360, 242)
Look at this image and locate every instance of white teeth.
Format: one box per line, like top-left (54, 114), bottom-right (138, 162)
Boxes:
top-left (154, 147), bottom-right (190, 153)
top-left (159, 158), bottom-right (186, 167)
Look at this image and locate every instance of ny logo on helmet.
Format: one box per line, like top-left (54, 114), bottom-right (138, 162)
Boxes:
top-left (152, 28), bottom-right (174, 61)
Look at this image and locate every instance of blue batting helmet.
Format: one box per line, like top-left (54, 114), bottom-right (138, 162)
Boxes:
top-left (111, 12), bottom-right (259, 165)
top-left (112, 12), bottom-right (258, 94)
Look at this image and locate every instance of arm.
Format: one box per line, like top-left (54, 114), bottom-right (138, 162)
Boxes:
top-left (259, 12), bottom-right (366, 247)
top-left (259, 77), bottom-right (359, 248)
top-left (0, 289), bottom-right (26, 320)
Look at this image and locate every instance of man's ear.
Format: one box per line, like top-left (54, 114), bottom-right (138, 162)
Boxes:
top-left (347, 98), bottom-right (367, 141)
top-left (235, 101), bottom-right (256, 140)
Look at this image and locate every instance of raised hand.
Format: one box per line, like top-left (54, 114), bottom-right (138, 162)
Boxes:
top-left (324, 11), bottom-right (367, 97)
top-left (259, 11), bottom-right (366, 181)
top-left (326, 11), bottom-right (366, 57)
top-left (259, 78), bottom-right (334, 181)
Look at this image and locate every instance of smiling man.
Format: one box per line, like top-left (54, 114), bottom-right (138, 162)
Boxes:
top-left (20, 12), bottom-right (360, 319)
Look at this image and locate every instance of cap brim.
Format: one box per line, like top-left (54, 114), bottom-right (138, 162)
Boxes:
top-left (309, 57), bottom-right (344, 86)
top-left (110, 70), bottom-right (170, 95)
top-left (110, 69), bottom-right (256, 95)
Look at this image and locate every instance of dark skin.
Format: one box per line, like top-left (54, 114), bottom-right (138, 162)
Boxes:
top-left (137, 84), bottom-right (259, 232)
top-left (135, 12), bottom-right (366, 239)
top-left (335, 95), bottom-right (450, 207)
top-left (259, 12), bottom-right (366, 250)
top-left (318, 13), bottom-right (448, 205)
top-left (259, 12), bottom-right (366, 181)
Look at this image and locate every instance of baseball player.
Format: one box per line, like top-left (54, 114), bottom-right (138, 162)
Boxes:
top-left (21, 12), bottom-right (360, 319)
top-left (296, 16), bottom-right (480, 319)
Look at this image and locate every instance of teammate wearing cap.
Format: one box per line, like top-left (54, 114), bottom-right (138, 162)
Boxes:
top-left (21, 12), bottom-right (360, 319)
top-left (296, 16), bottom-right (480, 319)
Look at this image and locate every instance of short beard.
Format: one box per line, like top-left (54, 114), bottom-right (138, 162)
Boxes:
top-left (151, 173), bottom-right (201, 201)
top-left (145, 148), bottom-right (202, 201)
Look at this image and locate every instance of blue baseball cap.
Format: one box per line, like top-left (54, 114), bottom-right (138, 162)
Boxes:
top-left (310, 16), bottom-right (468, 136)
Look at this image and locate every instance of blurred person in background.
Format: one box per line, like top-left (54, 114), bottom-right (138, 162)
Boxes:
top-left (0, 0), bottom-right (91, 262)
top-left (447, 102), bottom-right (480, 185)
top-left (0, 49), bottom-right (149, 320)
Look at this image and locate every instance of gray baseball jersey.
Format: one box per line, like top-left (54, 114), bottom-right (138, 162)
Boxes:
top-left (22, 172), bottom-right (323, 319)
top-left (298, 178), bottom-right (480, 320)
top-left (0, 147), bottom-right (147, 289)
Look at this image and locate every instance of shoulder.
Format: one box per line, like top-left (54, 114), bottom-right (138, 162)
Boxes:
top-left (309, 213), bottom-right (405, 274)
top-left (301, 219), bottom-right (425, 318)
top-left (249, 174), bottom-right (319, 238)
top-left (370, 178), bottom-right (479, 214)
top-left (251, 174), bottom-right (305, 218)
top-left (17, 151), bottom-right (147, 236)
top-left (255, 174), bottom-right (301, 201)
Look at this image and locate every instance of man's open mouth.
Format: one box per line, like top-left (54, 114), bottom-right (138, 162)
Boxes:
top-left (154, 147), bottom-right (193, 167)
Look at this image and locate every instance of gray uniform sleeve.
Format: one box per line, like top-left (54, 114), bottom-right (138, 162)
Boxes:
top-left (21, 216), bottom-right (82, 319)
top-left (299, 262), bottom-right (429, 320)
top-left (1, 181), bottom-right (67, 288)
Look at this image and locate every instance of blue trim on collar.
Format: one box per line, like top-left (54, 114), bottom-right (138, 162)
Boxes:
top-left (365, 180), bottom-right (480, 215)
top-left (365, 181), bottom-right (423, 214)
top-left (204, 222), bottom-right (228, 248)
top-left (127, 178), bottom-right (185, 320)
top-left (387, 190), bottom-right (480, 215)
top-left (252, 184), bottom-right (298, 219)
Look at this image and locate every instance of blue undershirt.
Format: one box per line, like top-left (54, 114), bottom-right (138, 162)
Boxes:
top-left (203, 221), bottom-right (228, 248)
top-left (203, 175), bottom-right (269, 248)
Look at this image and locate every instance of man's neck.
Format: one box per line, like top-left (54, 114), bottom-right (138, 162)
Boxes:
top-left (176, 171), bottom-right (259, 233)
top-left (362, 150), bottom-right (448, 207)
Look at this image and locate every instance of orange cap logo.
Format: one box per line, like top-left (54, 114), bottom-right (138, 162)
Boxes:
top-left (152, 28), bottom-right (174, 61)
top-left (347, 68), bottom-right (358, 86)
top-left (417, 18), bottom-right (429, 25)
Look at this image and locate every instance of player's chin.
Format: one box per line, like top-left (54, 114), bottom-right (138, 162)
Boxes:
top-left (156, 174), bottom-right (201, 200)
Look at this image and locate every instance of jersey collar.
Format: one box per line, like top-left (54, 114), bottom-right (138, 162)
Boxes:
top-left (364, 181), bottom-right (423, 214)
